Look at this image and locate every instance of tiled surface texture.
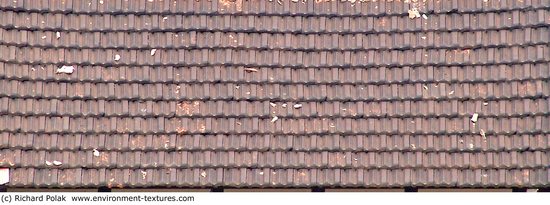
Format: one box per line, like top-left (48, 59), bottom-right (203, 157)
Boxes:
top-left (0, 0), bottom-right (549, 188)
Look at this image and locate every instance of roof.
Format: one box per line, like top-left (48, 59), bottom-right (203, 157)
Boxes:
top-left (0, 0), bottom-right (549, 189)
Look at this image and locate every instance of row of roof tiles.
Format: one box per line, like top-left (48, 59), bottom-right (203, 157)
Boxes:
top-left (2, 80), bottom-right (547, 101)
top-left (1, 46), bottom-right (548, 67)
top-left (1, 115), bottom-right (549, 134)
top-left (2, 28), bottom-right (549, 50)
top-left (8, 167), bottom-right (550, 188)
top-left (2, 98), bottom-right (549, 117)
top-left (2, 132), bottom-right (549, 152)
top-left (1, 0), bottom-right (547, 15)
top-left (2, 63), bottom-right (548, 83)
top-left (2, 9), bottom-right (548, 32)
top-left (2, 149), bottom-right (550, 169)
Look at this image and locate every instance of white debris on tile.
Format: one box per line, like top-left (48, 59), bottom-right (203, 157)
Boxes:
top-left (150, 49), bottom-right (157, 56)
top-left (281, 103), bottom-right (287, 108)
top-left (0, 168), bottom-right (9, 185)
top-left (422, 14), bottom-right (428, 19)
top-left (114, 54), bottom-right (121, 61)
top-left (480, 129), bottom-right (486, 140)
top-left (45, 161), bottom-right (53, 166)
top-left (244, 68), bottom-right (258, 72)
top-left (483, 102), bottom-right (489, 106)
top-left (271, 116), bottom-right (279, 123)
top-left (141, 170), bottom-right (147, 179)
top-left (448, 90), bottom-right (455, 95)
top-left (423, 85), bottom-right (429, 90)
top-left (200, 171), bottom-right (207, 178)
top-left (293, 103), bottom-right (303, 109)
top-left (408, 8), bottom-right (421, 19)
top-left (93, 149), bottom-right (100, 157)
top-left (56, 31), bottom-right (61, 39)
top-left (52, 161), bottom-right (63, 166)
top-left (471, 113), bottom-right (479, 123)
top-left (164, 140), bottom-right (170, 149)
top-left (269, 102), bottom-right (277, 107)
top-left (56, 65), bottom-right (75, 74)
top-left (468, 143), bottom-right (474, 149)
top-left (421, 36), bottom-right (427, 39)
